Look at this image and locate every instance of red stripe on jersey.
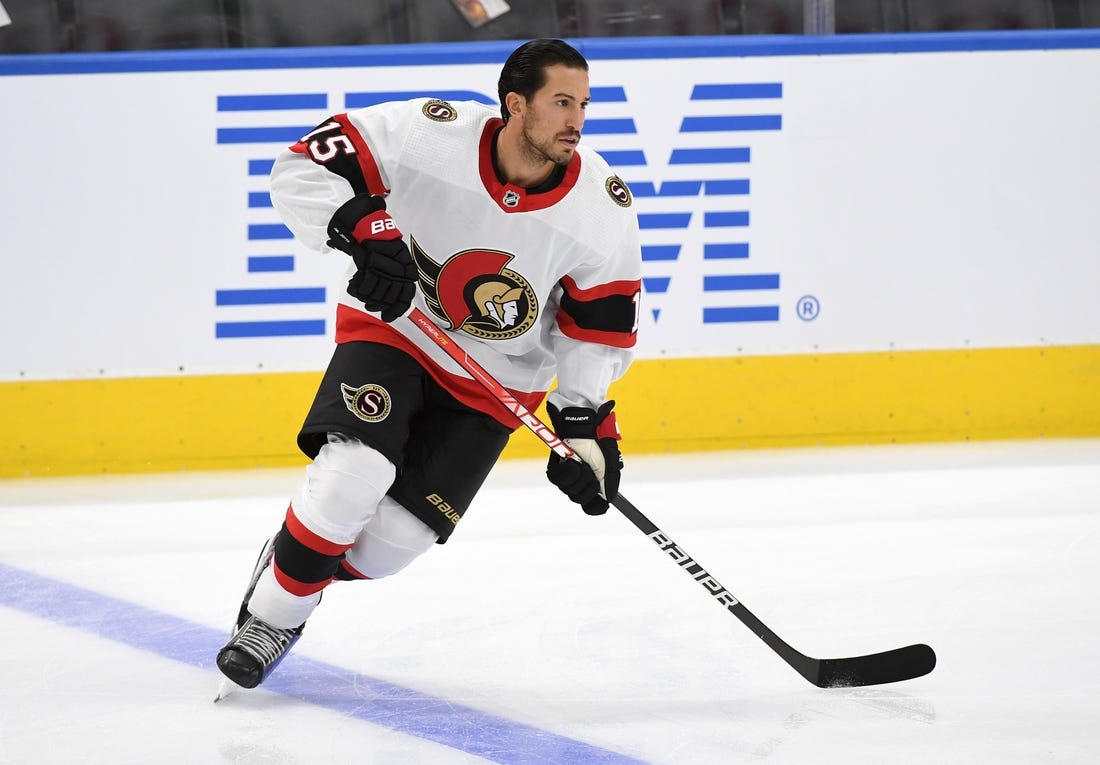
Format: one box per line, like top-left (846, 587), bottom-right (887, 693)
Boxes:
top-left (559, 274), bottom-right (641, 302)
top-left (555, 310), bottom-right (637, 348)
top-left (556, 274), bottom-right (640, 349)
top-left (285, 504), bottom-right (353, 557)
top-left (333, 113), bottom-right (388, 196)
top-left (334, 304), bottom-right (546, 430)
top-left (272, 561), bottom-right (331, 597)
top-left (478, 119), bottom-right (581, 212)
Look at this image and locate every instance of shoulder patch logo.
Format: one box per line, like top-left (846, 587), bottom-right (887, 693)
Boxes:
top-left (605, 175), bottom-right (632, 207)
top-left (422, 99), bottom-right (458, 122)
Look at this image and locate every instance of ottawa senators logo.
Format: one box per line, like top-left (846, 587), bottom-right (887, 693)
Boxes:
top-left (409, 237), bottom-right (537, 340)
top-left (340, 383), bottom-right (391, 422)
top-left (605, 175), bottom-right (632, 207)
top-left (422, 99), bottom-right (457, 122)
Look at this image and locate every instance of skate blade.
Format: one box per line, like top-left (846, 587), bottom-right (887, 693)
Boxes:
top-left (213, 676), bottom-right (242, 703)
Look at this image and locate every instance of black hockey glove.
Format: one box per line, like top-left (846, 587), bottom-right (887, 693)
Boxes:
top-left (327, 194), bottom-right (417, 322)
top-left (545, 400), bottom-right (623, 516)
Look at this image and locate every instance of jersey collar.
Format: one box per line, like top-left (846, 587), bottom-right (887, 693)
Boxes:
top-left (479, 118), bottom-right (581, 213)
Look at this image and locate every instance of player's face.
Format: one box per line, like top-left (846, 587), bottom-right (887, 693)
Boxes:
top-left (519, 64), bottom-right (590, 167)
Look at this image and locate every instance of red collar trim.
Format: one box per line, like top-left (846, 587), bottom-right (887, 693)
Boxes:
top-left (478, 118), bottom-right (581, 213)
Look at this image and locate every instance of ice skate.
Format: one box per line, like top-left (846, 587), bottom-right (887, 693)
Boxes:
top-left (214, 533), bottom-right (302, 700)
top-left (215, 613), bottom-right (302, 691)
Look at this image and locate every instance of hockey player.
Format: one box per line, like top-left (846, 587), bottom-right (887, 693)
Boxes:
top-left (215, 38), bottom-right (642, 692)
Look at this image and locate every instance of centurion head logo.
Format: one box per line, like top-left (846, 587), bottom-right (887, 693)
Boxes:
top-left (409, 237), bottom-right (537, 340)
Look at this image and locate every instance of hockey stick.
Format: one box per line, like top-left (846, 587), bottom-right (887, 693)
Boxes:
top-left (408, 307), bottom-right (936, 687)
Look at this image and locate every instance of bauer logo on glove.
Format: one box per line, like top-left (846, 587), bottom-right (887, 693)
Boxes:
top-left (327, 194), bottom-right (418, 323)
top-left (369, 217), bottom-right (399, 237)
top-left (545, 400), bottom-right (622, 516)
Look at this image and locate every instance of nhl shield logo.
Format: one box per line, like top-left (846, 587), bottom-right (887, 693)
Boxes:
top-left (502, 189), bottom-right (521, 208)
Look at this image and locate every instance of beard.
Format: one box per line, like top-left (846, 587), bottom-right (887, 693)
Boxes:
top-left (519, 124), bottom-right (578, 168)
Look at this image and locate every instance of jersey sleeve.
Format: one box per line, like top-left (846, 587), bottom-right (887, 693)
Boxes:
top-left (268, 102), bottom-right (414, 252)
top-left (548, 198), bottom-right (642, 411)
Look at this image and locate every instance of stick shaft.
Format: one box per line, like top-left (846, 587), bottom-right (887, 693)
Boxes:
top-left (408, 308), bottom-right (575, 459)
top-left (409, 307), bottom-right (757, 627)
top-left (406, 307), bottom-right (935, 687)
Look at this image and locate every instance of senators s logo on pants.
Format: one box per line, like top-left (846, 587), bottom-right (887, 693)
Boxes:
top-left (340, 383), bottom-right (392, 423)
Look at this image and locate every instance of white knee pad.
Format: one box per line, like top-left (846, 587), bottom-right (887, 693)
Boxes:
top-left (291, 433), bottom-right (397, 546)
top-left (344, 496), bottom-right (439, 579)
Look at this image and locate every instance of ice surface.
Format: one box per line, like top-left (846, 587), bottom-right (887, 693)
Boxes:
top-left (1, 439), bottom-right (1098, 764)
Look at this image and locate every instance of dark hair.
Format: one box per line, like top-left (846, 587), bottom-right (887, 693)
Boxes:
top-left (497, 39), bottom-right (588, 122)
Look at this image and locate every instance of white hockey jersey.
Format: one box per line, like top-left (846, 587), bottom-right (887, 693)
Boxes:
top-left (269, 98), bottom-right (642, 429)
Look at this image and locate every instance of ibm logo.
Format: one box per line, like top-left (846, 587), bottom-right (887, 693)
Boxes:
top-left (581, 82), bottom-right (783, 326)
top-left (213, 83), bottom-right (783, 339)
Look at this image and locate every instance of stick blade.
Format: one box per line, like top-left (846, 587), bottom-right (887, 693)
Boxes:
top-left (813, 643), bottom-right (936, 688)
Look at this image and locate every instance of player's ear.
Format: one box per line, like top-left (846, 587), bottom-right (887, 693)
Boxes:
top-left (504, 91), bottom-right (525, 120)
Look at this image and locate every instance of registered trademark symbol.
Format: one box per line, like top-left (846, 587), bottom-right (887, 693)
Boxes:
top-left (797, 295), bottom-right (820, 321)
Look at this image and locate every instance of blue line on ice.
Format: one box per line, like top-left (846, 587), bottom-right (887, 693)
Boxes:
top-left (0, 561), bottom-right (647, 765)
